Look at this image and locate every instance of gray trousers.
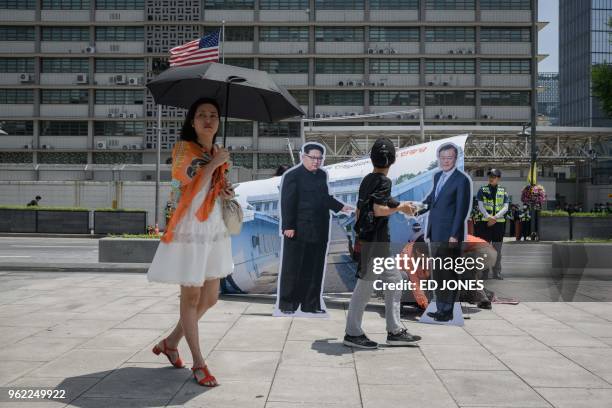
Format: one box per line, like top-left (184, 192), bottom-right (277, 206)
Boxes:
top-left (345, 267), bottom-right (403, 337)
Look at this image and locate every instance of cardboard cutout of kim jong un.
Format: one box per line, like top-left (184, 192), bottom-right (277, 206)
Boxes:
top-left (419, 142), bottom-right (473, 327)
top-left (274, 142), bottom-right (352, 318)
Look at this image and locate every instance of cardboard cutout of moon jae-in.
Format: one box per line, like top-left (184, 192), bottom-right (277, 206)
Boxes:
top-left (273, 142), bottom-right (347, 318)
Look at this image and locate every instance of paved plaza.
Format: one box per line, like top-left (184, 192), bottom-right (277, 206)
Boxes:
top-left (1, 271), bottom-right (612, 408)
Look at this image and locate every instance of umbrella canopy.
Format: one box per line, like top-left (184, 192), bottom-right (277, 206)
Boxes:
top-left (146, 62), bottom-right (304, 122)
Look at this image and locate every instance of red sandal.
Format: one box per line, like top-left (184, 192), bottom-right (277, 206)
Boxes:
top-left (152, 339), bottom-right (185, 368)
top-left (192, 365), bottom-right (218, 387)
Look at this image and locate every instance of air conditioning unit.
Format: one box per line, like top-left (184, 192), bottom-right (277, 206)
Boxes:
top-left (338, 81), bottom-right (344, 86)
top-left (128, 113), bottom-right (137, 118)
top-left (369, 81), bottom-right (377, 86)
top-left (315, 113), bottom-right (322, 118)
top-left (350, 112), bottom-right (357, 116)
top-left (122, 145), bottom-right (129, 150)
top-left (434, 114), bottom-right (441, 119)
top-left (383, 48), bottom-right (391, 54)
top-left (427, 81), bottom-right (434, 86)
top-left (457, 49), bottom-right (464, 54)
top-left (390, 48), bottom-right (397, 54)
top-left (377, 81), bottom-right (385, 87)
top-left (447, 114), bottom-right (454, 119)
top-left (356, 81), bottom-right (364, 86)
top-left (443, 81), bottom-right (450, 86)
top-left (396, 114), bottom-right (403, 119)
top-left (85, 46), bottom-right (95, 53)
top-left (347, 81), bottom-right (354, 86)
top-left (467, 49), bottom-right (474, 54)
top-left (75, 73), bottom-right (88, 84)
top-left (449, 50), bottom-right (455, 54)
top-left (240, 145), bottom-right (248, 151)
top-left (23, 144), bottom-right (32, 149)
top-left (19, 73), bottom-right (31, 83)
top-left (96, 141), bottom-right (106, 149)
top-left (119, 113), bottom-right (127, 118)
top-left (131, 144), bottom-right (140, 150)
top-left (298, 49), bottom-right (304, 54)
top-left (127, 77), bottom-right (139, 85)
top-left (107, 112), bottom-right (115, 118)
top-left (367, 48), bottom-right (374, 54)
top-left (114, 74), bottom-right (127, 85)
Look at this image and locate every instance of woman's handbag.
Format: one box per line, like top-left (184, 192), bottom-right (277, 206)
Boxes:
top-left (222, 198), bottom-right (243, 235)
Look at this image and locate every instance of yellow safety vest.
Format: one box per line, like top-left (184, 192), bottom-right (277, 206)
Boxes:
top-left (480, 185), bottom-right (507, 223)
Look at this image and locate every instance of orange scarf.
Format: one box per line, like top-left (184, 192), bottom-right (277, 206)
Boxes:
top-left (161, 141), bottom-right (228, 243)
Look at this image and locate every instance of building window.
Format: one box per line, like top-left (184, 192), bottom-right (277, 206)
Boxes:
top-left (96, 27), bottom-right (144, 41)
top-left (315, 0), bottom-right (364, 9)
top-left (231, 153), bottom-right (253, 168)
top-left (370, 0), bottom-right (418, 9)
top-left (258, 122), bottom-right (300, 137)
top-left (0, 121), bottom-right (33, 135)
top-left (41, 27), bottom-right (89, 41)
top-left (426, 27), bottom-right (475, 42)
top-left (369, 27), bottom-right (419, 42)
top-left (260, 58), bottom-right (309, 73)
top-left (0, 152), bottom-right (33, 163)
top-left (425, 91), bottom-right (475, 105)
top-left (42, 0), bottom-right (90, 9)
top-left (259, 27), bottom-right (309, 42)
top-left (225, 58), bottom-right (253, 68)
top-left (426, 0), bottom-right (475, 10)
top-left (42, 58), bottom-right (89, 73)
top-left (226, 121), bottom-right (253, 137)
top-left (95, 58), bottom-right (144, 72)
top-left (0, 0), bottom-right (36, 9)
top-left (95, 90), bottom-right (143, 104)
top-left (481, 0), bottom-right (531, 10)
top-left (258, 153), bottom-right (293, 169)
top-left (225, 27), bottom-right (254, 41)
top-left (0, 26), bottom-right (35, 41)
top-left (481, 28), bottom-right (531, 42)
top-left (41, 121), bottom-right (88, 136)
top-left (0, 89), bottom-right (33, 104)
top-left (481, 59), bottom-right (530, 74)
top-left (260, 0), bottom-right (308, 9)
top-left (426, 59), bottom-right (475, 73)
top-left (316, 91), bottom-right (364, 105)
top-left (94, 121), bottom-right (144, 136)
top-left (315, 27), bottom-right (364, 42)
top-left (315, 58), bottom-right (363, 74)
top-left (95, 1), bottom-right (145, 9)
top-left (203, 0), bottom-right (254, 9)
top-left (289, 90), bottom-right (309, 105)
top-left (370, 91), bottom-right (419, 106)
top-left (0, 58), bottom-right (34, 73)
top-left (41, 90), bottom-right (89, 104)
top-left (370, 59), bottom-right (419, 74)
top-left (38, 152), bottom-right (87, 164)
top-left (93, 152), bottom-right (142, 164)
top-left (481, 91), bottom-right (530, 106)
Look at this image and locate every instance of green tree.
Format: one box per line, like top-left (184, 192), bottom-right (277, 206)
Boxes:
top-left (591, 18), bottom-right (612, 118)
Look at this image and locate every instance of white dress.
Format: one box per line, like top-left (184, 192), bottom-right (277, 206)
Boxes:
top-left (147, 179), bottom-right (233, 286)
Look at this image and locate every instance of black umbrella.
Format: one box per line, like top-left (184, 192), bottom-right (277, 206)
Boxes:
top-left (146, 62), bottom-right (305, 146)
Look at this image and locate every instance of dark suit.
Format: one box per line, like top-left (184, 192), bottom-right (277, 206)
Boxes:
top-left (423, 169), bottom-right (471, 314)
top-left (278, 164), bottom-right (344, 312)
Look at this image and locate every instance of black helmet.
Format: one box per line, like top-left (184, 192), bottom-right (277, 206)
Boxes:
top-left (487, 168), bottom-right (502, 177)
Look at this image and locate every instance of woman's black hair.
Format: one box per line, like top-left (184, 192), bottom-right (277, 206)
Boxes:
top-left (180, 98), bottom-right (221, 144)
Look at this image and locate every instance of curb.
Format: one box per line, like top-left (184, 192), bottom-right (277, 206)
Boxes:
top-left (0, 263), bottom-right (148, 273)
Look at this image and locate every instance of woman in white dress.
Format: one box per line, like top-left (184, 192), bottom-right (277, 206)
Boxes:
top-left (147, 98), bottom-right (234, 387)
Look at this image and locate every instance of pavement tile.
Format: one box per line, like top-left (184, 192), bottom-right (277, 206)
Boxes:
top-left (4, 336), bottom-right (86, 363)
top-left (66, 397), bottom-right (170, 408)
top-left (6, 375), bottom-right (100, 404)
top-left (34, 319), bottom-right (119, 339)
top-left (268, 365), bottom-right (360, 406)
top-left (114, 313), bottom-right (178, 330)
top-left (535, 387), bottom-right (612, 408)
top-left (282, 340), bottom-right (354, 368)
top-left (360, 383), bottom-right (457, 408)
top-left (354, 347), bottom-right (438, 385)
top-left (287, 318), bottom-right (345, 342)
top-left (554, 347), bottom-right (612, 384)
top-left (205, 350), bottom-right (280, 382)
top-left (420, 344), bottom-right (507, 370)
top-left (0, 326), bottom-right (44, 344)
top-left (169, 379), bottom-right (270, 408)
top-left (437, 370), bottom-right (552, 407)
top-left (29, 349), bottom-right (134, 379)
top-left (462, 319), bottom-right (526, 336)
top-left (78, 328), bottom-right (161, 351)
top-left (0, 360), bottom-right (46, 386)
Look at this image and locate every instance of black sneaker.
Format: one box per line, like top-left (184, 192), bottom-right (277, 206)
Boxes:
top-left (343, 334), bottom-right (378, 349)
top-left (387, 328), bottom-right (421, 346)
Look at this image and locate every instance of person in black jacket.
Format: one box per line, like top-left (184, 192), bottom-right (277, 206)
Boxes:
top-left (276, 143), bottom-right (352, 315)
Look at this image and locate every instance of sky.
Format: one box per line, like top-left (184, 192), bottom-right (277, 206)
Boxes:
top-left (538, 0), bottom-right (559, 73)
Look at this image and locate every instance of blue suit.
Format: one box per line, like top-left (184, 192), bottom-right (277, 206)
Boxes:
top-left (423, 168), bottom-right (472, 315)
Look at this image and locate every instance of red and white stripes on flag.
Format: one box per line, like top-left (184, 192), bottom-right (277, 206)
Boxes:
top-left (169, 30), bottom-right (220, 67)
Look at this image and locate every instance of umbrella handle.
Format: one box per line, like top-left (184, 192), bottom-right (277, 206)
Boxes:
top-left (223, 82), bottom-right (230, 148)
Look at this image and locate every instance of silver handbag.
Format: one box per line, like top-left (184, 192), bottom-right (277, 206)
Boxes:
top-left (222, 198), bottom-right (243, 235)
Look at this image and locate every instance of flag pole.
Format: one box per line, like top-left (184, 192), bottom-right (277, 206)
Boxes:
top-left (221, 22), bottom-right (225, 64)
top-left (155, 104), bottom-right (162, 228)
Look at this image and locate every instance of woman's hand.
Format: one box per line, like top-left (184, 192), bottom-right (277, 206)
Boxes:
top-left (220, 183), bottom-right (235, 200)
top-left (209, 145), bottom-right (230, 169)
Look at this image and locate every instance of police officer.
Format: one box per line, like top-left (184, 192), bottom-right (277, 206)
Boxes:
top-left (476, 169), bottom-right (509, 279)
top-left (519, 204), bottom-right (531, 241)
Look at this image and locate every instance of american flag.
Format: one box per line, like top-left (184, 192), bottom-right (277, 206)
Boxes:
top-left (169, 30), bottom-right (220, 67)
